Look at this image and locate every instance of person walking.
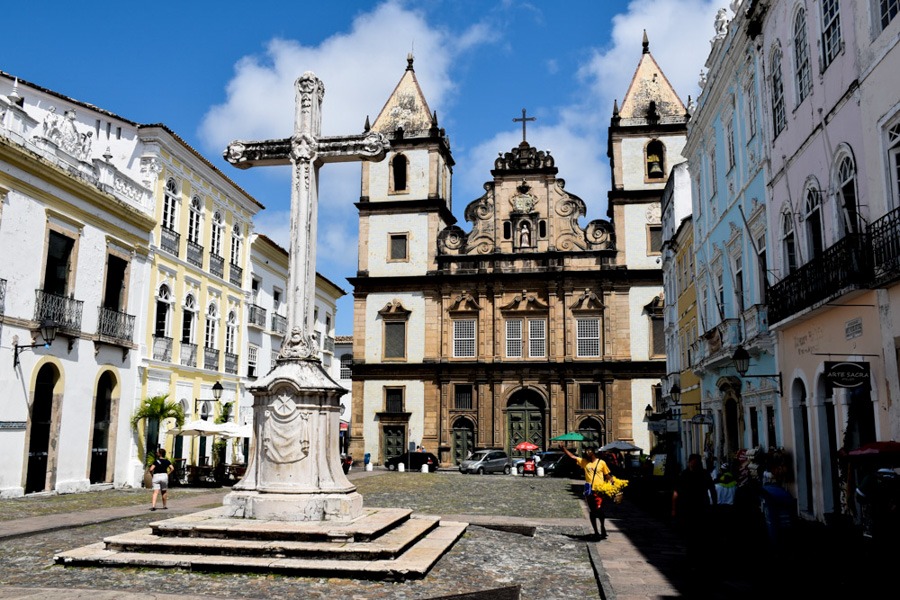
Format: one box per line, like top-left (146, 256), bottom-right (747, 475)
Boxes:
top-left (672, 453), bottom-right (717, 563)
top-left (149, 448), bottom-right (174, 511)
top-left (560, 444), bottom-right (610, 540)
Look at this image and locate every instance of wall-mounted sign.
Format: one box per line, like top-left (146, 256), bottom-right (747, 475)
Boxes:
top-left (691, 413), bottom-right (714, 425)
top-left (0, 421), bottom-right (27, 430)
top-left (845, 318), bottom-right (863, 340)
top-left (825, 361), bottom-right (870, 389)
top-left (647, 420), bottom-right (667, 433)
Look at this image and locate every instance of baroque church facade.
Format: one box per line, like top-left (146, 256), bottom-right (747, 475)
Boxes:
top-left (349, 43), bottom-right (686, 467)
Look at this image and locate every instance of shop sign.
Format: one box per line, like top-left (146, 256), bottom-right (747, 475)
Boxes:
top-left (845, 318), bottom-right (863, 340)
top-left (647, 420), bottom-right (667, 433)
top-left (691, 413), bottom-right (713, 425)
top-left (825, 361), bottom-right (870, 389)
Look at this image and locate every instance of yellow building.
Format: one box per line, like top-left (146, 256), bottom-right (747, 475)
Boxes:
top-left (138, 125), bottom-right (263, 471)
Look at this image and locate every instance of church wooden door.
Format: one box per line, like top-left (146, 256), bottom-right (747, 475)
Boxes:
top-left (451, 418), bottom-right (475, 465)
top-left (507, 392), bottom-right (545, 456)
top-left (382, 425), bottom-right (406, 462)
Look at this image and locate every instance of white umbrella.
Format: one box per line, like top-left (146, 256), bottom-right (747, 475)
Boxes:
top-left (167, 419), bottom-right (225, 437)
top-left (218, 422), bottom-right (252, 439)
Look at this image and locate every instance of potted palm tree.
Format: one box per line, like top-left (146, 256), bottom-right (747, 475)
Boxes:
top-left (130, 394), bottom-right (185, 487)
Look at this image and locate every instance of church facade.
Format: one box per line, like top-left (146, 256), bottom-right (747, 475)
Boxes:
top-left (349, 43), bottom-right (685, 466)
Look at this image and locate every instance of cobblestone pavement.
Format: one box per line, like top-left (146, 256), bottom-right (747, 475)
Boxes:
top-left (0, 470), bottom-right (602, 600)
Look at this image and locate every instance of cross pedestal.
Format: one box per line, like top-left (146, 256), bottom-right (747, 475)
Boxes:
top-left (221, 72), bottom-right (388, 521)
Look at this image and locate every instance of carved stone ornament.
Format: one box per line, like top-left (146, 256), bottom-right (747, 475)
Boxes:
top-left (278, 326), bottom-right (318, 361)
top-left (263, 392), bottom-right (310, 464)
top-left (494, 142), bottom-right (555, 171)
top-left (437, 225), bottom-right (468, 254)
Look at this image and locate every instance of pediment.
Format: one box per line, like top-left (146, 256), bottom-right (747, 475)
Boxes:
top-left (644, 295), bottom-right (664, 315)
top-left (448, 291), bottom-right (481, 313)
top-left (378, 299), bottom-right (411, 320)
top-left (500, 290), bottom-right (549, 313)
top-left (569, 288), bottom-right (605, 313)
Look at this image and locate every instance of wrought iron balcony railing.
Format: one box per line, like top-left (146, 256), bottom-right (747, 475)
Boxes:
top-left (225, 351), bottom-right (238, 375)
top-left (203, 346), bottom-right (219, 370)
top-left (271, 312), bottom-right (287, 335)
top-left (160, 226), bottom-right (180, 257)
top-left (153, 335), bottom-right (172, 362)
top-left (742, 304), bottom-right (768, 341)
top-left (870, 205), bottom-right (900, 287)
top-left (180, 342), bottom-right (197, 367)
top-left (229, 263), bottom-right (243, 287)
top-left (186, 239), bottom-right (204, 268)
top-left (96, 306), bottom-right (135, 344)
top-left (768, 233), bottom-right (870, 324)
top-left (209, 253), bottom-right (224, 279)
top-left (34, 289), bottom-right (83, 333)
top-left (248, 304), bottom-right (267, 328)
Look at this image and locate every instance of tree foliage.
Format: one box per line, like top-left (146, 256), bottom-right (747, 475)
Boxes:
top-left (130, 393), bottom-right (185, 432)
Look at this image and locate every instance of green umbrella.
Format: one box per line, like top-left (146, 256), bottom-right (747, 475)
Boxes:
top-left (550, 432), bottom-right (586, 441)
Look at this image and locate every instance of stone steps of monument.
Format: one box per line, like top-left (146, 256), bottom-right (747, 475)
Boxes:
top-left (150, 506), bottom-right (414, 543)
top-left (104, 516), bottom-right (440, 560)
top-left (55, 521), bottom-right (468, 581)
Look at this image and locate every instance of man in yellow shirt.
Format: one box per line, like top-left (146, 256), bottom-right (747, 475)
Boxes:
top-left (560, 444), bottom-right (610, 540)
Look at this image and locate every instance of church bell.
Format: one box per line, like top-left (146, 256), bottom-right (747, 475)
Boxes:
top-left (647, 155), bottom-right (664, 178)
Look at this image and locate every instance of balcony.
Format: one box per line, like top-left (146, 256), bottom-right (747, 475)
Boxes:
top-left (870, 205), bottom-right (900, 287)
top-left (203, 346), bottom-right (219, 370)
top-left (271, 312), bottom-right (287, 335)
top-left (96, 306), bottom-right (135, 345)
top-left (180, 342), bottom-right (197, 367)
top-left (768, 234), bottom-right (870, 324)
top-left (153, 335), bottom-right (172, 362)
top-left (229, 263), bottom-right (243, 287)
top-left (160, 226), bottom-right (180, 257)
top-left (225, 351), bottom-right (238, 375)
top-left (34, 289), bottom-right (83, 333)
top-left (741, 304), bottom-right (768, 341)
top-left (0, 278), bottom-right (6, 316)
top-left (186, 239), bottom-right (204, 268)
top-left (248, 304), bottom-right (267, 328)
top-left (324, 335), bottom-right (335, 353)
top-left (209, 253), bottom-right (224, 279)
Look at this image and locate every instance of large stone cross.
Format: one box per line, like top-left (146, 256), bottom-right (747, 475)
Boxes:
top-left (225, 72), bottom-right (389, 359)
top-left (221, 72), bottom-right (388, 522)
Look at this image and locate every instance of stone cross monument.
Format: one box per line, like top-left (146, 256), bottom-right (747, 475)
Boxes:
top-left (222, 72), bottom-right (389, 521)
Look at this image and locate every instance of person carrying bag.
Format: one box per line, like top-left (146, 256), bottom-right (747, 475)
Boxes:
top-left (560, 444), bottom-right (610, 540)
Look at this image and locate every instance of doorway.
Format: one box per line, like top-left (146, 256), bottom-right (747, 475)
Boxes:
top-left (25, 364), bottom-right (60, 493)
top-left (451, 417), bottom-right (475, 464)
top-left (507, 390), bottom-right (545, 456)
top-left (89, 371), bottom-right (115, 483)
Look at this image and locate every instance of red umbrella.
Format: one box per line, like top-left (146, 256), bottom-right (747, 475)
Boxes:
top-left (515, 441), bottom-right (539, 452)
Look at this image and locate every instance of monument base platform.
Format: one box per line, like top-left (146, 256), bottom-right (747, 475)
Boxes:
top-left (54, 506), bottom-right (467, 581)
top-left (223, 489), bottom-right (364, 522)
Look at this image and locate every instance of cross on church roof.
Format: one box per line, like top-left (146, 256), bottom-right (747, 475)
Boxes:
top-left (513, 108), bottom-right (535, 143)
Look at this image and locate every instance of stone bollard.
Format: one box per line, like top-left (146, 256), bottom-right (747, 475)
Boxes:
top-left (537, 466), bottom-right (545, 477)
top-left (421, 464), bottom-right (429, 473)
top-left (398, 463), bottom-right (405, 472)
top-left (366, 463), bottom-right (373, 471)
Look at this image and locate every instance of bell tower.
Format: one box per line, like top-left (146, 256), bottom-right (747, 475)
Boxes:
top-left (607, 31), bottom-right (689, 269)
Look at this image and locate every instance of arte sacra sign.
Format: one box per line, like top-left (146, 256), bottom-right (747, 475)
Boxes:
top-left (824, 361), bottom-right (871, 389)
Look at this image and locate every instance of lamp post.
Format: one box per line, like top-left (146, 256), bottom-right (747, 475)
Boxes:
top-left (732, 345), bottom-right (783, 395)
top-left (12, 320), bottom-right (58, 367)
top-left (195, 381), bottom-right (224, 420)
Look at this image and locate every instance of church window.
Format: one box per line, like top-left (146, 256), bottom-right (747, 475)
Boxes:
top-left (646, 140), bottom-right (665, 179)
top-left (538, 220), bottom-right (547, 238)
top-left (576, 318), bottom-right (600, 358)
top-left (454, 384), bottom-right (473, 410)
top-left (162, 178), bottom-right (178, 231)
top-left (503, 221), bottom-right (512, 240)
top-left (793, 8), bottom-right (811, 104)
top-left (647, 224), bottom-right (663, 255)
top-left (579, 384), bottom-right (599, 411)
top-left (453, 318), bottom-right (477, 358)
top-left (384, 322), bottom-right (406, 360)
top-left (505, 318), bottom-right (545, 358)
top-left (389, 233), bottom-right (408, 261)
top-left (506, 319), bottom-right (522, 358)
top-left (385, 388), bottom-right (404, 413)
top-left (781, 212), bottom-right (797, 274)
top-left (820, 0), bottom-right (842, 69)
top-left (770, 49), bottom-right (786, 137)
top-left (837, 154), bottom-right (859, 236)
top-left (391, 154), bottom-right (408, 192)
top-left (804, 186), bottom-right (825, 259)
top-left (529, 319), bottom-right (546, 357)
top-left (880, 0), bottom-right (899, 30)
top-left (648, 301), bottom-right (665, 358)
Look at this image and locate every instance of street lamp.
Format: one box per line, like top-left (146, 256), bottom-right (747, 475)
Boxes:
top-left (12, 320), bottom-right (58, 367)
top-left (732, 345), bottom-right (783, 395)
top-left (195, 381), bottom-right (224, 419)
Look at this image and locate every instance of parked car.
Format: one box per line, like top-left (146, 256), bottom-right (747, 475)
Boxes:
top-left (543, 452), bottom-right (583, 479)
top-left (460, 449), bottom-right (511, 474)
top-left (385, 452), bottom-right (439, 472)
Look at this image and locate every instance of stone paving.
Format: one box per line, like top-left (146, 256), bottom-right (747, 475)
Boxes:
top-left (0, 470), bottom-right (601, 600)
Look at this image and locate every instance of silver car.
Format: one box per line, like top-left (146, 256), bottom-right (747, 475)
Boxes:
top-left (459, 449), bottom-right (511, 475)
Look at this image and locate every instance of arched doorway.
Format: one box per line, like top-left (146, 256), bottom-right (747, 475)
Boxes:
top-left (25, 364), bottom-right (60, 493)
top-left (578, 417), bottom-right (604, 450)
top-left (507, 389), bottom-right (545, 456)
top-left (451, 417), bottom-right (475, 465)
top-left (90, 372), bottom-right (116, 483)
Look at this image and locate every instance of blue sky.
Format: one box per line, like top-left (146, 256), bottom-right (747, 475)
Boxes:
top-left (4, 0), bottom-right (718, 334)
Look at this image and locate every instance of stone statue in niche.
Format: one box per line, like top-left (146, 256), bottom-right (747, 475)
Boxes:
top-left (519, 221), bottom-right (531, 247)
top-left (263, 392), bottom-right (310, 464)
